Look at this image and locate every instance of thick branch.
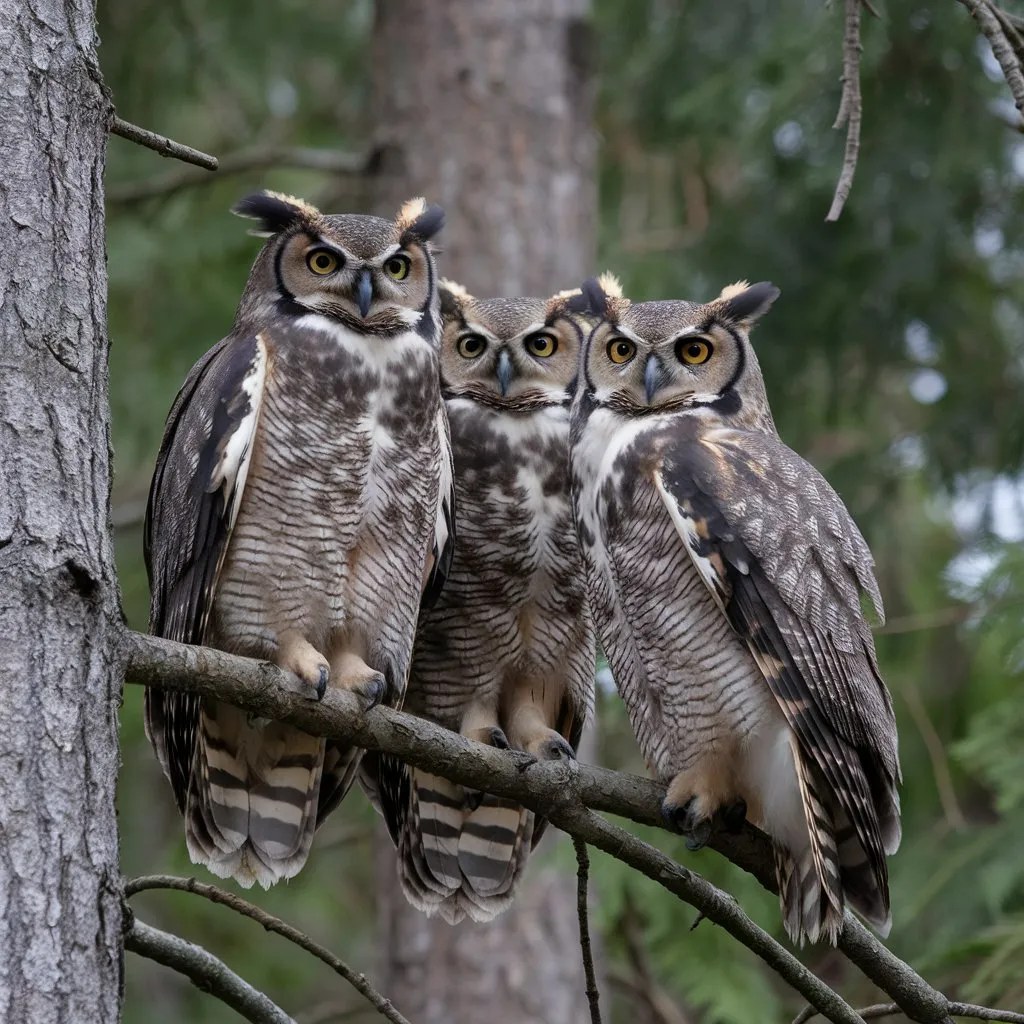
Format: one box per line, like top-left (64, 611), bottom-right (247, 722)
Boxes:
top-left (827, 0), bottom-right (863, 221)
top-left (107, 145), bottom-right (368, 205)
top-left (125, 875), bottom-right (409, 1024)
top-left (124, 918), bottom-right (294, 1024)
top-left (110, 117), bottom-right (218, 171)
top-left (573, 839), bottom-right (603, 1024)
top-left (959, 1), bottom-right (1024, 123)
top-left (122, 630), bottom-right (956, 1023)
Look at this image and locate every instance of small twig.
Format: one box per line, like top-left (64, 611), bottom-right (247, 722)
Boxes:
top-left (827, 0), bottom-right (864, 221)
top-left (574, 838), bottom-right (603, 1024)
top-left (126, 875), bottom-right (409, 1024)
top-left (861, 0), bottom-right (882, 18)
top-left (795, 1000), bottom-right (1024, 1023)
top-left (875, 606), bottom-right (972, 635)
top-left (107, 145), bottom-right (368, 205)
top-left (110, 116), bottom-right (219, 171)
top-left (900, 682), bottom-right (967, 830)
top-left (124, 917), bottom-right (294, 1024)
top-left (958, 1), bottom-right (1024, 123)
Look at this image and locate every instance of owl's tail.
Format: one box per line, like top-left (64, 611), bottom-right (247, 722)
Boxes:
top-left (396, 769), bottom-right (534, 924)
top-left (778, 736), bottom-right (893, 945)
top-left (185, 701), bottom-right (325, 888)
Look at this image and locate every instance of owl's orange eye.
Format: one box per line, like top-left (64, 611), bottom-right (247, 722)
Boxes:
top-left (607, 338), bottom-right (636, 364)
top-left (307, 249), bottom-right (340, 275)
top-left (677, 338), bottom-right (713, 365)
top-left (457, 333), bottom-right (487, 358)
top-left (525, 332), bottom-right (558, 358)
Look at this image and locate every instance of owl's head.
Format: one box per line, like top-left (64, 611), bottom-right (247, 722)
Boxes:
top-left (576, 274), bottom-right (779, 429)
top-left (437, 280), bottom-right (586, 409)
top-left (232, 191), bottom-right (444, 339)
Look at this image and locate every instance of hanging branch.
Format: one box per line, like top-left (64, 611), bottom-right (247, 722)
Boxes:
top-left (125, 875), bottom-right (410, 1024)
top-left (827, 0), bottom-right (864, 221)
top-left (110, 116), bottom-right (219, 171)
top-left (573, 839), bottom-right (603, 1024)
top-left (958, 1), bottom-right (1024, 123)
top-left (124, 918), bottom-right (294, 1024)
top-left (107, 145), bottom-right (368, 205)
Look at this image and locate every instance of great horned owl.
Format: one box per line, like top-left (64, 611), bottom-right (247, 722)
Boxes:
top-left (144, 191), bottom-right (453, 888)
top-left (365, 281), bottom-right (595, 923)
top-left (569, 274), bottom-right (901, 944)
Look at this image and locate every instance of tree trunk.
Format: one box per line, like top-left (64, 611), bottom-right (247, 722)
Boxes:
top-left (365, 1), bottom-right (597, 1020)
top-left (0, 2), bottom-right (123, 1021)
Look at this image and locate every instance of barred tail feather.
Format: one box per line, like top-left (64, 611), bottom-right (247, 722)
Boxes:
top-left (834, 803), bottom-right (892, 936)
top-left (779, 737), bottom-right (845, 945)
top-left (185, 702), bottom-right (324, 888)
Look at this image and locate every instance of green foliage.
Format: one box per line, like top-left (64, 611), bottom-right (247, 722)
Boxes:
top-left (103, 0), bottom-right (1024, 1020)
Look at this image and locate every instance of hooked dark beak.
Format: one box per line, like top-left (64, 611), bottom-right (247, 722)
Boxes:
top-left (355, 268), bottom-right (373, 318)
top-left (644, 354), bottom-right (668, 404)
top-left (496, 349), bottom-right (514, 397)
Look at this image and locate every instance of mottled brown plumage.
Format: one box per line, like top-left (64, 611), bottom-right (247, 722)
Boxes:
top-left (569, 277), bottom-right (901, 944)
top-left (144, 191), bottom-right (452, 887)
top-left (363, 281), bottom-right (596, 923)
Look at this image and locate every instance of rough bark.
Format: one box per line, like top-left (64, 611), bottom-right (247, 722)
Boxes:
top-left (0, 2), bottom-right (123, 1021)
top-left (364, 1), bottom-right (597, 1020)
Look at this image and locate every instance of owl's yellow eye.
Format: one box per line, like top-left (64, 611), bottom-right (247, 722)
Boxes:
top-left (457, 333), bottom-right (487, 359)
top-left (307, 249), bottom-right (340, 275)
top-left (607, 338), bottom-right (636, 364)
top-left (524, 332), bottom-right (558, 358)
top-left (384, 255), bottom-right (411, 281)
top-left (677, 338), bottom-right (713, 365)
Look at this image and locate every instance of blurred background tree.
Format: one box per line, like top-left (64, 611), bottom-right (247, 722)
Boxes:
top-left (106, 0), bottom-right (1024, 1021)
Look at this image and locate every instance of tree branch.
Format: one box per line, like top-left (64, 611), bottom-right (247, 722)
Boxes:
top-left (125, 875), bottom-right (409, 1024)
top-left (959, 1), bottom-right (1024, 124)
top-left (124, 917), bottom-right (294, 1024)
top-left (121, 629), bottom-right (992, 1024)
top-left (795, 1001), bottom-right (1024, 1024)
top-left (827, 0), bottom-right (864, 221)
top-left (573, 839), bottom-right (603, 1024)
top-left (107, 145), bottom-right (368, 206)
top-left (109, 117), bottom-right (218, 171)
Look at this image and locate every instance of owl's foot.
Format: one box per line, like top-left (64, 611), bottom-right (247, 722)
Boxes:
top-left (532, 730), bottom-right (576, 762)
top-left (330, 651), bottom-right (388, 710)
top-left (488, 726), bottom-right (511, 750)
top-left (275, 632), bottom-right (330, 700)
top-left (662, 760), bottom-right (743, 851)
top-left (661, 797), bottom-right (714, 850)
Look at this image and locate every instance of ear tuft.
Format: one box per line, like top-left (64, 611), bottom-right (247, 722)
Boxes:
top-left (597, 272), bottom-right (624, 300)
top-left (720, 281), bottom-right (780, 327)
top-left (232, 191), bottom-right (320, 236)
top-left (397, 199), bottom-right (445, 246)
top-left (438, 279), bottom-right (473, 320)
top-left (578, 277), bottom-right (608, 318)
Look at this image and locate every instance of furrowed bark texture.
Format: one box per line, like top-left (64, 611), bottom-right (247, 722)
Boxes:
top-left (0, 2), bottom-right (122, 1021)
top-left (364, 1), bottom-right (597, 1020)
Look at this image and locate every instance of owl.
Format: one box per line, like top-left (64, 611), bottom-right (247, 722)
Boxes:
top-left (363, 281), bottom-right (596, 923)
top-left (568, 275), bottom-right (901, 945)
top-left (143, 190), bottom-right (453, 888)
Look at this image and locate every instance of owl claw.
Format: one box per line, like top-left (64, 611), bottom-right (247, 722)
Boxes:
top-left (661, 796), bottom-right (713, 851)
top-left (314, 666), bottom-right (329, 701)
top-left (540, 735), bottom-right (576, 761)
top-left (356, 673), bottom-right (387, 710)
top-left (488, 727), bottom-right (511, 750)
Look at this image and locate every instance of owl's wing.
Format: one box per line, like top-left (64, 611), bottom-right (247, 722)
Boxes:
top-left (653, 426), bottom-right (901, 884)
top-left (421, 405), bottom-right (456, 608)
top-left (143, 331), bottom-right (268, 812)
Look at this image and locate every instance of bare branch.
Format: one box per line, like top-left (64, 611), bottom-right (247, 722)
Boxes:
top-left (120, 629), bottom-right (973, 1024)
top-left (959, 1), bottom-right (1024, 124)
top-left (827, 0), bottom-right (864, 221)
top-left (126, 874), bottom-right (409, 1024)
top-left (124, 917), bottom-right (294, 1024)
top-left (573, 839), bottom-right (603, 1024)
top-left (107, 145), bottom-right (368, 206)
top-left (109, 117), bottom-right (218, 171)
top-left (795, 1001), bottom-right (1024, 1024)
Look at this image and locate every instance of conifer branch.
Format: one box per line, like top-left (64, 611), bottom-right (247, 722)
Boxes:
top-left (110, 117), bottom-right (219, 170)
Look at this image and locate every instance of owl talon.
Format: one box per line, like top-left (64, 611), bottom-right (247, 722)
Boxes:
top-left (721, 797), bottom-right (747, 833)
top-left (356, 673), bottom-right (387, 710)
top-left (314, 666), bottom-right (329, 701)
top-left (488, 727), bottom-right (511, 750)
top-left (661, 796), bottom-right (713, 850)
top-left (540, 735), bottom-right (576, 761)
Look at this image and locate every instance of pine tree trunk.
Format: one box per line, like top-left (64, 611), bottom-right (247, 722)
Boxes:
top-left (365, 1), bottom-right (597, 1020)
top-left (0, 1), bottom-right (123, 1020)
